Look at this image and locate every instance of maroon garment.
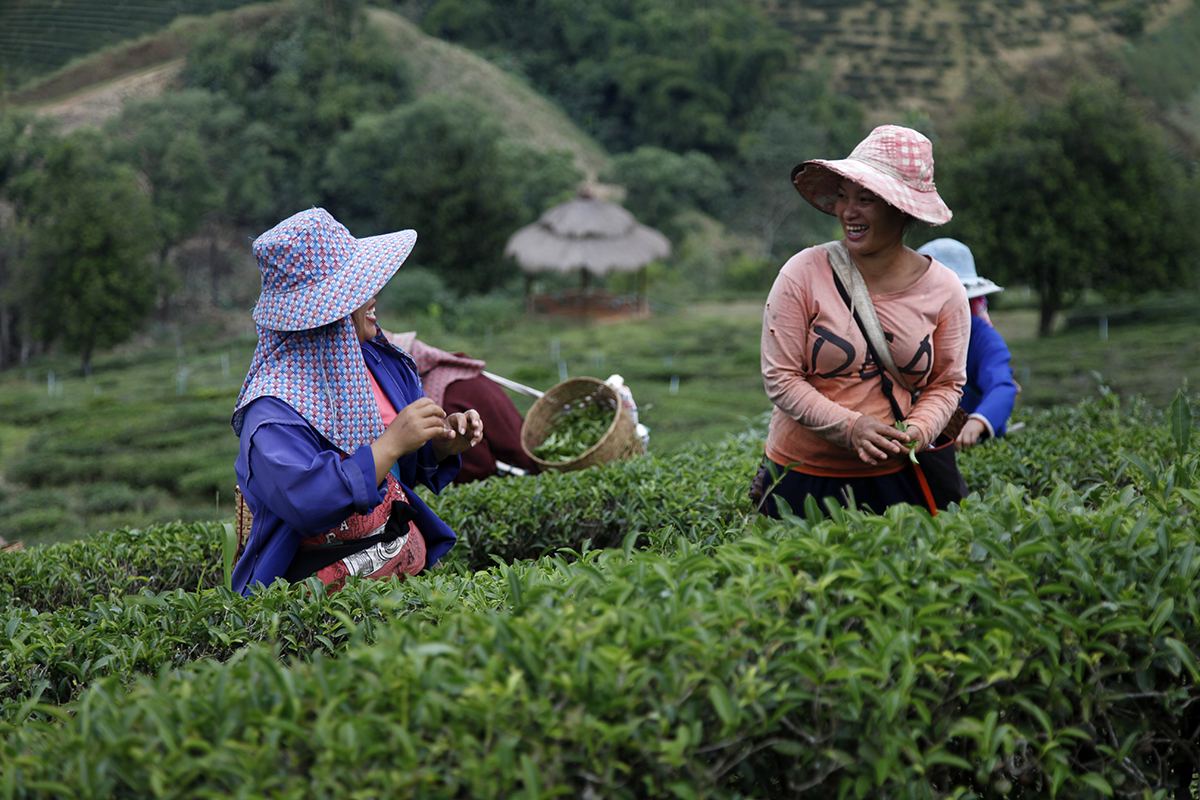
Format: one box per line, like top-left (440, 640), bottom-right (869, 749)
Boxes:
top-left (443, 376), bottom-right (540, 483)
top-left (383, 330), bottom-right (540, 483)
top-left (384, 331), bottom-right (484, 407)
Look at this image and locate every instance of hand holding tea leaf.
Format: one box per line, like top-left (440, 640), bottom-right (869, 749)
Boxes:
top-left (894, 421), bottom-right (920, 464)
top-left (850, 415), bottom-right (908, 465)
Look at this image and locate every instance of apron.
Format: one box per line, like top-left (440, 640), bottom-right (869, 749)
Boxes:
top-left (285, 472), bottom-right (427, 593)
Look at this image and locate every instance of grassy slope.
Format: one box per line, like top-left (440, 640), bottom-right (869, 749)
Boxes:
top-left (9, 4), bottom-right (610, 179)
top-left (6, 4), bottom-right (280, 105)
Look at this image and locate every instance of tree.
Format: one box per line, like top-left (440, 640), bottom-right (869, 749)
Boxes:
top-left (420, 0), bottom-right (793, 156)
top-left (322, 95), bottom-right (580, 294)
top-left (182, 0), bottom-right (411, 222)
top-left (107, 90), bottom-right (286, 316)
top-left (599, 146), bottom-right (728, 241)
top-left (939, 77), bottom-right (1200, 335)
top-left (0, 111), bottom-right (58, 370)
top-left (726, 109), bottom-right (848, 262)
top-left (10, 130), bottom-right (158, 373)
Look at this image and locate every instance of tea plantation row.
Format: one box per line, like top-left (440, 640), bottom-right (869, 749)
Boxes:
top-left (2, 395), bottom-right (1199, 798)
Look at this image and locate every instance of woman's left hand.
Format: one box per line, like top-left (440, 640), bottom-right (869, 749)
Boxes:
top-left (904, 423), bottom-right (926, 452)
top-left (432, 410), bottom-right (484, 461)
top-left (955, 418), bottom-right (987, 451)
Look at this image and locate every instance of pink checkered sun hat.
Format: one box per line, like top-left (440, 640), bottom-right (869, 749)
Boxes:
top-left (252, 208), bottom-right (417, 331)
top-left (791, 125), bottom-right (952, 226)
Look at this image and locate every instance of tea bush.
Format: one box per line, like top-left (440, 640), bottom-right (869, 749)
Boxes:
top-left (5, 481), bottom-right (1200, 797)
top-left (958, 394), bottom-right (1168, 498)
top-left (4, 394), bottom-right (1200, 797)
top-left (0, 522), bottom-right (224, 610)
top-left (433, 432), bottom-right (760, 571)
top-left (0, 578), bottom-right (406, 717)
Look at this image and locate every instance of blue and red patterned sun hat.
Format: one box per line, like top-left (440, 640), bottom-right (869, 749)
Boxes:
top-left (252, 208), bottom-right (417, 331)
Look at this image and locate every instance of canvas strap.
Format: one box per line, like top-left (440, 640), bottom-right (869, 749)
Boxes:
top-left (824, 241), bottom-right (939, 515)
top-left (821, 241), bottom-right (918, 397)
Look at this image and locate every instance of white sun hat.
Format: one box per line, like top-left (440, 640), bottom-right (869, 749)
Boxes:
top-left (917, 238), bottom-right (1003, 298)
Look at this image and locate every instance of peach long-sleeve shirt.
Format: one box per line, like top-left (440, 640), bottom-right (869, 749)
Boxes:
top-left (762, 245), bottom-right (969, 476)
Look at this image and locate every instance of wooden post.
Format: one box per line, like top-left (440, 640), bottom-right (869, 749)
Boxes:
top-left (638, 266), bottom-right (648, 315)
top-left (581, 266), bottom-right (590, 318)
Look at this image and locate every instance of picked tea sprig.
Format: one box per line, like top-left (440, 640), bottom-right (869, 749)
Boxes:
top-left (894, 420), bottom-right (920, 464)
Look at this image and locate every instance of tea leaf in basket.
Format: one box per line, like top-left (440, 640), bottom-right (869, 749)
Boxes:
top-left (533, 402), bottom-right (613, 462)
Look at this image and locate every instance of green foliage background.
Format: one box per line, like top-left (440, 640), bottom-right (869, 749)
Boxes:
top-left (930, 74), bottom-right (1200, 336)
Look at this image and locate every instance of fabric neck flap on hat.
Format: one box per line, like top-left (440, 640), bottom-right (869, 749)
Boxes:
top-left (232, 319), bottom-right (386, 454)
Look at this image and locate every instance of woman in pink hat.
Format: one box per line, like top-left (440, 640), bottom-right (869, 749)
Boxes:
top-left (759, 125), bottom-right (970, 517)
top-left (230, 208), bottom-right (483, 595)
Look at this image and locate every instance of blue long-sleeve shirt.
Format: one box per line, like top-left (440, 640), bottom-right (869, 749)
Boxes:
top-left (960, 315), bottom-right (1017, 439)
top-left (232, 340), bottom-right (459, 595)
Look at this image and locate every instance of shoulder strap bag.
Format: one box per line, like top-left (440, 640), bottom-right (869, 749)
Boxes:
top-left (822, 241), bottom-right (968, 515)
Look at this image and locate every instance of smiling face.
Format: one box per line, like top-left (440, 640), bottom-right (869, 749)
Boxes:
top-left (350, 297), bottom-right (378, 344)
top-left (834, 179), bottom-right (909, 257)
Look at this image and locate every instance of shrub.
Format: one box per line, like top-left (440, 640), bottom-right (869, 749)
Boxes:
top-left (77, 483), bottom-right (163, 516)
top-left (6, 396), bottom-right (1200, 796)
top-left (6, 484), bottom-right (1200, 796)
top-left (0, 507), bottom-right (79, 544)
top-left (0, 522), bottom-right (224, 611)
top-left (432, 434), bottom-right (758, 570)
top-left (177, 464), bottom-right (235, 498)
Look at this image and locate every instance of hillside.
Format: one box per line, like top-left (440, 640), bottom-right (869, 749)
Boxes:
top-left (366, 8), bottom-right (609, 177)
top-left (8, 3), bottom-right (610, 177)
top-left (10, 1), bottom-right (1200, 139)
top-left (756, 0), bottom-right (1196, 122)
top-left (0, 0), bottom-right (256, 90)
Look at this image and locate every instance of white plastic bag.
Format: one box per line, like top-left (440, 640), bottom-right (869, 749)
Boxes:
top-left (605, 374), bottom-right (650, 449)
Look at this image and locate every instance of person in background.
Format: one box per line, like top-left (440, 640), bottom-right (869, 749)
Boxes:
top-left (385, 331), bottom-right (540, 484)
top-left (917, 238), bottom-right (1018, 451)
top-left (759, 125), bottom-right (969, 518)
top-left (231, 208), bottom-right (483, 595)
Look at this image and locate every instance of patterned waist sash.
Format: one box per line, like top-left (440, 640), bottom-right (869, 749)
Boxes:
top-left (285, 473), bottom-right (426, 592)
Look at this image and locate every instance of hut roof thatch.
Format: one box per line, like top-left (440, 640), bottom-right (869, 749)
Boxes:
top-left (504, 195), bottom-right (671, 275)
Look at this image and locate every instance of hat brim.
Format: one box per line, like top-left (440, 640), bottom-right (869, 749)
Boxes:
top-left (791, 159), bottom-right (952, 226)
top-left (253, 229), bottom-right (418, 331)
top-left (962, 277), bottom-right (1003, 299)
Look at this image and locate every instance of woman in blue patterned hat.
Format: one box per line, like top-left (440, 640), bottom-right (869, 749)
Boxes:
top-left (230, 208), bottom-right (483, 595)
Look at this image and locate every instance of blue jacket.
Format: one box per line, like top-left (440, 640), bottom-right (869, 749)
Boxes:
top-left (232, 340), bottom-right (459, 595)
top-left (960, 315), bottom-right (1017, 439)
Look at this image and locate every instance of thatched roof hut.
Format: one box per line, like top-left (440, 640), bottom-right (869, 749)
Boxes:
top-left (505, 195), bottom-right (671, 275)
top-left (505, 193), bottom-right (671, 315)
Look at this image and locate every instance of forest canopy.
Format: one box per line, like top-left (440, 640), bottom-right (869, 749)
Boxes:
top-left (2, 0), bottom-right (1199, 372)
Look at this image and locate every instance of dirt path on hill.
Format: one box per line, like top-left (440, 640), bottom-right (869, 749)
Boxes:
top-left (31, 59), bottom-right (184, 133)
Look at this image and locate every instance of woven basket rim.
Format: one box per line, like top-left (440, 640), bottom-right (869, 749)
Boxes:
top-left (521, 377), bottom-right (636, 470)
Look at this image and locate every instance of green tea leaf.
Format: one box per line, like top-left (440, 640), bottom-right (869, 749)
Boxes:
top-left (1170, 388), bottom-right (1193, 455)
top-left (1077, 772), bottom-right (1113, 796)
top-left (532, 401), bottom-right (614, 462)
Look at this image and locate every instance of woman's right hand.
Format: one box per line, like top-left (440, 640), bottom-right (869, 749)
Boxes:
top-left (371, 398), bottom-right (448, 484)
top-left (850, 415), bottom-right (908, 466)
top-left (390, 397), bottom-right (449, 455)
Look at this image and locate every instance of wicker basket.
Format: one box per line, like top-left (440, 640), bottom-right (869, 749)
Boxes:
top-left (521, 377), bottom-right (644, 472)
top-left (234, 485), bottom-right (253, 560)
